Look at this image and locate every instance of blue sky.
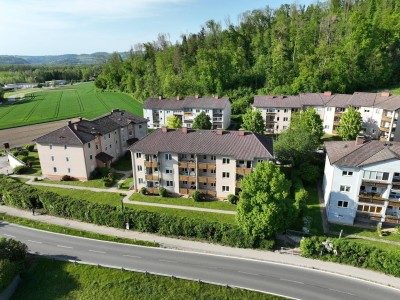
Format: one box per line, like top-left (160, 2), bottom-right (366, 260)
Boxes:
top-left (1, 0), bottom-right (315, 56)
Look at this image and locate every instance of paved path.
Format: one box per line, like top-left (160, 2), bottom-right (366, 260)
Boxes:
top-left (317, 181), bottom-right (330, 234)
top-left (1, 205), bottom-right (400, 291)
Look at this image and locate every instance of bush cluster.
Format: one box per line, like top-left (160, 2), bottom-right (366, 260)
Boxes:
top-left (24, 144), bottom-right (35, 152)
top-left (300, 236), bottom-right (400, 277)
top-left (13, 165), bottom-right (30, 175)
top-left (61, 175), bottom-right (75, 181)
top-left (227, 194), bottom-right (238, 205)
top-left (0, 175), bottom-right (274, 250)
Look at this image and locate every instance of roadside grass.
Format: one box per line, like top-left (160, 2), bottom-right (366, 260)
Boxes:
top-left (0, 82), bottom-right (143, 130)
top-left (111, 154), bottom-right (132, 171)
top-left (305, 185), bottom-right (324, 235)
top-left (33, 186), bottom-right (124, 206)
top-left (119, 177), bottom-right (133, 190)
top-left (130, 193), bottom-right (237, 211)
top-left (13, 177), bottom-right (30, 183)
top-left (42, 172), bottom-right (124, 189)
top-left (0, 213), bottom-right (158, 247)
top-left (12, 258), bottom-right (282, 300)
top-left (329, 223), bottom-right (400, 243)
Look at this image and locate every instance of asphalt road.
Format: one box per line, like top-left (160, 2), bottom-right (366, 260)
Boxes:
top-left (1, 222), bottom-right (399, 300)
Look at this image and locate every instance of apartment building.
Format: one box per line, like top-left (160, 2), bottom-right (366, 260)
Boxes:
top-left (253, 92), bottom-right (400, 141)
top-left (323, 137), bottom-right (400, 227)
top-left (129, 127), bottom-right (273, 199)
top-left (143, 96), bottom-right (231, 129)
top-left (35, 109), bottom-right (148, 181)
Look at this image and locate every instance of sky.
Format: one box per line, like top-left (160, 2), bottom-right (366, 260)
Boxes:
top-left (0, 0), bottom-right (315, 56)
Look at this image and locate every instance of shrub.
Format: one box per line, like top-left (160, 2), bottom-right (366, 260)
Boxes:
top-left (13, 165), bottom-right (30, 174)
top-left (227, 194), bottom-right (237, 205)
top-left (24, 144), bottom-right (35, 152)
top-left (395, 227), bottom-right (400, 235)
top-left (192, 190), bottom-right (202, 202)
top-left (140, 187), bottom-right (147, 195)
top-left (17, 155), bottom-right (28, 163)
top-left (102, 173), bottom-right (114, 187)
top-left (61, 175), bottom-right (74, 181)
top-left (376, 224), bottom-right (383, 237)
top-left (11, 150), bottom-right (19, 156)
top-left (159, 187), bottom-right (167, 197)
top-left (17, 149), bottom-right (29, 157)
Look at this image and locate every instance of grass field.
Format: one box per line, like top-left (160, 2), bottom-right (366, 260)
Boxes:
top-left (42, 172), bottom-right (124, 188)
top-left (0, 83), bottom-right (143, 129)
top-left (12, 258), bottom-right (281, 300)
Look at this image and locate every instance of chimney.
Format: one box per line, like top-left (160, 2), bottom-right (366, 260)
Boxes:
top-left (268, 95), bottom-right (274, 99)
top-left (74, 124), bottom-right (79, 131)
top-left (195, 95), bottom-right (199, 99)
top-left (238, 129), bottom-right (245, 136)
top-left (381, 92), bottom-right (390, 97)
top-left (176, 96), bottom-right (180, 101)
top-left (214, 95), bottom-right (219, 99)
top-left (324, 91), bottom-right (332, 96)
top-left (279, 95), bottom-right (284, 100)
top-left (68, 120), bottom-right (72, 125)
top-left (355, 135), bottom-right (364, 145)
top-left (112, 109), bottom-right (120, 113)
top-left (216, 129), bottom-right (223, 135)
top-left (159, 95), bottom-right (163, 100)
top-left (78, 117), bottom-right (83, 121)
top-left (161, 126), bottom-right (168, 133)
top-left (181, 127), bottom-right (188, 134)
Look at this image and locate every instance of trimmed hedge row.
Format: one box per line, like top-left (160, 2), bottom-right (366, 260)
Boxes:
top-left (300, 236), bottom-right (400, 277)
top-left (0, 175), bottom-right (274, 249)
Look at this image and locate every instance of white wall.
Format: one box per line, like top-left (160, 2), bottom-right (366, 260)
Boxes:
top-left (216, 155), bottom-right (235, 198)
top-left (7, 154), bottom-right (25, 169)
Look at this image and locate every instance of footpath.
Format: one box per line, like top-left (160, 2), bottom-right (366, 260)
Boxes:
top-left (1, 205), bottom-right (400, 290)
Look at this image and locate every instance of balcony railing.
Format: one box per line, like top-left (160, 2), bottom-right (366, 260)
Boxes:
top-left (144, 161), bottom-right (157, 168)
top-left (145, 174), bottom-right (158, 181)
top-left (388, 199), bottom-right (400, 208)
top-left (236, 168), bottom-right (252, 175)
top-left (198, 162), bottom-right (216, 170)
top-left (382, 115), bottom-right (392, 123)
top-left (146, 187), bottom-right (159, 195)
top-left (356, 211), bottom-right (381, 221)
top-left (384, 216), bottom-right (400, 224)
top-left (179, 188), bottom-right (196, 195)
top-left (179, 175), bottom-right (196, 182)
top-left (179, 161), bottom-right (196, 168)
top-left (198, 189), bottom-right (217, 197)
top-left (380, 126), bottom-right (390, 133)
top-left (358, 193), bottom-right (386, 204)
top-left (361, 179), bottom-right (388, 187)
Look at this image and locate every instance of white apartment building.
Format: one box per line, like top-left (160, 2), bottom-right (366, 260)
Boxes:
top-left (323, 137), bottom-right (400, 227)
top-left (129, 127), bottom-right (273, 199)
top-left (253, 92), bottom-right (400, 141)
top-left (35, 109), bottom-right (148, 181)
top-left (143, 96), bottom-right (231, 130)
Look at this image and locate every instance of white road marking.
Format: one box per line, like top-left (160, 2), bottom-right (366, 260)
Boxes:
top-left (88, 249), bottom-right (106, 254)
top-left (280, 278), bottom-right (304, 285)
top-left (57, 245), bottom-right (73, 249)
top-left (328, 288), bottom-right (356, 296)
top-left (238, 271), bottom-right (259, 276)
top-left (123, 254), bottom-right (142, 259)
top-left (28, 240), bottom-right (42, 244)
top-left (158, 259), bottom-right (176, 263)
top-left (3, 234), bottom-right (15, 238)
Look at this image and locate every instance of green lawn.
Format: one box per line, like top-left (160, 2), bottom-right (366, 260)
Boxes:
top-left (0, 82), bottom-right (143, 129)
top-left (42, 172), bottom-right (124, 188)
top-left (12, 259), bottom-right (282, 300)
top-left (119, 177), bottom-right (133, 190)
top-left (130, 193), bottom-right (237, 211)
top-left (329, 223), bottom-right (400, 243)
top-left (4, 88), bottom-right (42, 98)
top-left (305, 185), bottom-right (324, 235)
top-left (111, 154), bottom-right (132, 171)
top-left (24, 151), bottom-right (41, 175)
top-left (0, 213), bottom-right (158, 247)
top-left (343, 237), bottom-right (400, 252)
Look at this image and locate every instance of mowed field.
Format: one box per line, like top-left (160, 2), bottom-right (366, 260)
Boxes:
top-left (0, 83), bottom-right (143, 130)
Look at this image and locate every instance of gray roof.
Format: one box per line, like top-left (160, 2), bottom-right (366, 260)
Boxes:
top-left (325, 140), bottom-right (400, 167)
top-left (129, 129), bottom-right (274, 161)
top-left (143, 96), bottom-right (230, 110)
top-left (35, 110), bottom-right (147, 145)
top-left (254, 92), bottom-right (400, 110)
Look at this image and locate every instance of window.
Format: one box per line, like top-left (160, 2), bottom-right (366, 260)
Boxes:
top-left (166, 168), bottom-right (173, 174)
top-left (203, 182), bottom-right (207, 186)
top-left (88, 143), bottom-right (91, 148)
top-left (342, 170), bottom-right (353, 176)
top-left (181, 154), bottom-right (187, 159)
top-left (222, 172), bottom-right (230, 178)
top-left (190, 154), bottom-right (194, 159)
top-left (375, 108), bottom-right (380, 114)
top-left (203, 155), bottom-right (207, 159)
top-left (96, 145), bottom-right (99, 150)
top-left (68, 168), bottom-right (71, 173)
top-left (105, 147), bottom-right (108, 151)
top-left (116, 140), bottom-right (118, 144)
top-left (49, 144), bottom-right (53, 149)
top-left (138, 178), bottom-right (144, 184)
top-left (277, 117), bottom-right (280, 121)
top-left (196, 109), bottom-right (200, 113)
top-left (110, 144), bottom-right (112, 149)
top-left (324, 125), bottom-right (330, 129)
top-left (166, 180), bottom-right (173, 187)
top-left (182, 181), bottom-right (188, 185)
top-left (165, 153), bottom-right (172, 160)
top-left (276, 125), bottom-right (279, 130)
top-left (222, 186), bottom-right (230, 192)
top-left (211, 183), bottom-right (216, 187)
top-left (53, 167), bottom-right (57, 173)
top-left (64, 145), bottom-right (67, 149)
top-left (364, 109), bottom-right (370, 113)
top-left (136, 153), bottom-right (142, 159)
top-left (211, 155), bottom-right (216, 161)
top-left (137, 165), bottom-right (143, 172)
top-left (327, 107), bottom-right (332, 111)
top-left (51, 156), bottom-right (54, 161)
top-left (89, 155), bottom-right (93, 160)
top-left (222, 157), bottom-right (230, 164)
top-left (284, 109), bottom-right (289, 113)
top-left (257, 159), bottom-right (263, 163)
top-left (283, 117), bottom-right (288, 121)
top-left (283, 126), bottom-right (287, 130)
top-left (211, 169), bottom-right (216, 174)
top-left (340, 185), bottom-right (351, 192)
top-left (129, 131), bottom-right (133, 136)
top-left (66, 157), bottom-right (69, 162)
top-left (109, 133), bottom-right (111, 138)
top-left (338, 200), bottom-right (349, 208)
top-left (363, 171), bottom-right (389, 181)
top-left (139, 125), bottom-right (142, 129)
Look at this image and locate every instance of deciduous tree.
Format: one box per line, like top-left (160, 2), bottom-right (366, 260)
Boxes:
top-left (337, 107), bottom-right (362, 140)
top-left (166, 115), bottom-right (182, 128)
top-left (241, 108), bottom-right (264, 134)
top-left (192, 111), bottom-right (212, 129)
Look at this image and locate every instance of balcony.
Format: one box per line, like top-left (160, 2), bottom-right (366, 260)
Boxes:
top-left (179, 188), bottom-right (196, 195)
top-left (198, 162), bottom-right (216, 170)
top-left (382, 115), bottom-right (392, 123)
top-left (198, 176), bottom-right (207, 183)
top-left (384, 216), bottom-right (400, 224)
top-left (388, 199), bottom-right (400, 208)
top-left (380, 126), bottom-right (390, 133)
top-left (358, 193), bottom-right (386, 205)
top-left (356, 212), bottom-right (381, 222)
top-left (198, 189), bottom-right (217, 198)
top-left (236, 181), bottom-right (241, 188)
top-left (146, 187), bottom-right (159, 195)
top-left (265, 120), bottom-right (275, 124)
top-left (333, 120), bottom-right (340, 126)
top-left (236, 168), bottom-right (252, 175)
top-left (184, 112), bottom-right (193, 116)
top-left (361, 179), bottom-right (388, 188)
top-left (334, 112), bottom-right (343, 118)
top-left (145, 174), bottom-right (158, 181)
top-left (213, 113), bottom-right (223, 118)
top-left (265, 112), bottom-right (276, 116)
top-left (392, 182), bottom-right (400, 189)
top-left (179, 175), bottom-right (196, 182)
top-left (144, 161), bottom-right (157, 168)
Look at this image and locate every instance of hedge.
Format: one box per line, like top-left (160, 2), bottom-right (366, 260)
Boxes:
top-left (0, 175), bottom-right (274, 250)
top-left (300, 236), bottom-right (400, 277)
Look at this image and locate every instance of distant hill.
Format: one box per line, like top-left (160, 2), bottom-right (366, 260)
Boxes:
top-left (0, 52), bottom-right (128, 65)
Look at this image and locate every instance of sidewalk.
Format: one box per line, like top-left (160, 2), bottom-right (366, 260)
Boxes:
top-left (1, 205), bottom-right (400, 290)
top-left (317, 181), bottom-right (330, 234)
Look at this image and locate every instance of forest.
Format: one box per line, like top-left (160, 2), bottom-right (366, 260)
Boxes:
top-left (95, 0), bottom-right (400, 114)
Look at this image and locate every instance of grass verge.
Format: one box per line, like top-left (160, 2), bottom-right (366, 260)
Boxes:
top-left (111, 155), bottom-right (132, 171)
top-left (12, 258), bottom-right (283, 300)
top-left (305, 185), bottom-right (324, 235)
top-left (130, 193), bottom-right (236, 211)
top-left (329, 223), bottom-right (400, 243)
top-left (0, 213), bottom-right (158, 247)
top-left (42, 172), bottom-right (124, 189)
top-left (118, 177), bottom-right (133, 190)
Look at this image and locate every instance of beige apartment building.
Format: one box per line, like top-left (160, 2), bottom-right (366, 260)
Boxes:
top-left (143, 96), bottom-right (231, 130)
top-left (35, 109), bottom-right (148, 181)
top-left (253, 92), bottom-right (400, 141)
top-left (129, 128), bottom-right (273, 199)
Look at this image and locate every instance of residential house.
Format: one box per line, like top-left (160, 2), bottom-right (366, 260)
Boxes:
top-left (35, 109), bottom-right (148, 181)
top-left (323, 137), bottom-right (400, 227)
top-left (143, 96), bottom-right (231, 129)
top-left (129, 128), bottom-right (273, 199)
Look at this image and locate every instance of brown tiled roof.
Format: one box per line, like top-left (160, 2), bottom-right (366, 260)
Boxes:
top-left (143, 97), bottom-right (230, 110)
top-left (129, 129), bottom-right (273, 161)
top-left (35, 110), bottom-right (145, 145)
top-left (253, 95), bottom-right (302, 108)
top-left (95, 152), bottom-right (113, 163)
top-left (325, 140), bottom-right (400, 167)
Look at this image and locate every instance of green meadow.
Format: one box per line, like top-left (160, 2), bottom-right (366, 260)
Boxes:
top-left (0, 83), bottom-right (143, 129)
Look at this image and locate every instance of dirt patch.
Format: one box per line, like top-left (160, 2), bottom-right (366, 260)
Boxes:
top-left (0, 118), bottom-right (79, 148)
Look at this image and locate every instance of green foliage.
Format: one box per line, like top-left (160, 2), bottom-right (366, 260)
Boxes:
top-left (237, 162), bottom-right (295, 239)
top-left (0, 259), bottom-right (19, 291)
top-left (16, 155), bottom-right (29, 163)
top-left (13, 165), bottom-right (30, 174)
top-left (192, 111), bottom-right (212, 129)
top-left (24, 144), bottom-right (35, 152)
top-left (227, 194), bottom-right (238, 205)
top-left (158, 187), bottom-right (167, 197)
top-left (166, 115), bottom-right (182, 128)
top-left (241, 108), bottom-right (265, 134)
top-left (376, 224), bottom-right (383, 237)
top-left (140, 187), bottom-right (147, 195)
top-left (191, 190), bottom-right (202, 202)
top-left (300, 236), bottom-right (400, 277)
top-left (17, 149), bottom-right (29, 157)
top-left (338, 107), bottom-right (362, 140)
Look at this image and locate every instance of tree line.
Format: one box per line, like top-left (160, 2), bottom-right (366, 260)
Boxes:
top-left (95, 0), bottom-right (400, 114)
